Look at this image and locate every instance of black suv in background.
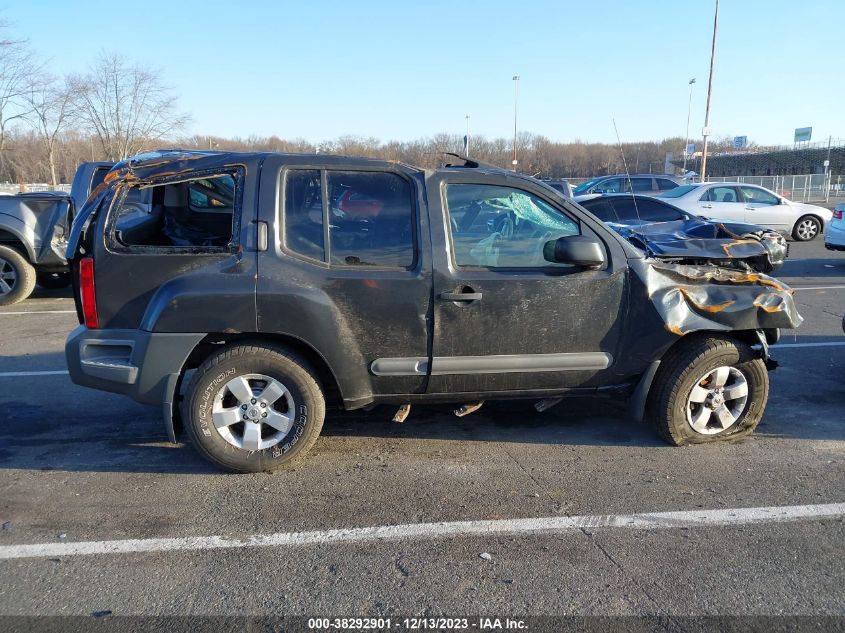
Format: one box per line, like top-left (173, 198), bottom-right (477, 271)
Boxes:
top-left (65, 151), bottom-right (801, 473)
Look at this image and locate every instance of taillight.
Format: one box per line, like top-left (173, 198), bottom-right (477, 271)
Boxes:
top-left (79, 257), bottom-right (99, 329)
top-left (833, 208), bottom-right (843, 220)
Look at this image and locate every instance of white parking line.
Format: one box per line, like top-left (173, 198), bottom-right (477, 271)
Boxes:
top-left (773, 342), bottom-right (845, 349)
top-left (0, 502), bottom-right (841, 561)
top-left (0, 370), bottom-right (69, 377)
top-left (0, 310), bottom-right (76, 315)
top-left (792, 285), bottom-right (845, 290)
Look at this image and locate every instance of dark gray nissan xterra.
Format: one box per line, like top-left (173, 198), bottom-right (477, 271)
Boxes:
top-left (65, 151), bottom-right (802, 473)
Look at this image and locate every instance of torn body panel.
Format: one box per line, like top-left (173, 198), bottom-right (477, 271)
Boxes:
top-left (612, 219), bottom-right (788, 274)
top-left (630, 259), bottom-right (803, 336)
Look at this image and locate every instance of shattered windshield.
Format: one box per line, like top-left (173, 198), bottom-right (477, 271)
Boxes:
top-left (445, 183), bottom-right (579, 268)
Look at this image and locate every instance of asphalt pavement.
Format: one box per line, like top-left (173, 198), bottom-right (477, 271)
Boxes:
top-left (0, 239), bottom-right (843, 626)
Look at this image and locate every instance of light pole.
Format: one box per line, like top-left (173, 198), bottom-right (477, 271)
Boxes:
top-left (465, 115), bottom-right (470, 156)
top-left (700, 0), bottom-right (719, 182)
top-left (512, 75), bottom-right (520, 171)
top-left (683, 78), bottom-right (696, 173)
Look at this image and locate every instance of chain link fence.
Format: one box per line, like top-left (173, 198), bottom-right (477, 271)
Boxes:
top-left (0, 183), bottom-right (72, 195)
top-left (704, 173), bottom-right (839, 203)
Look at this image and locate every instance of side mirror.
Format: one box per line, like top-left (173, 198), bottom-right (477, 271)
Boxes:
top-left (543, 235), bottom-right (605, 268)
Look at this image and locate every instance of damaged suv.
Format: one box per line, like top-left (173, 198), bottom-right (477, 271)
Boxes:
top-left (65, 152), bottom-right (802, 473)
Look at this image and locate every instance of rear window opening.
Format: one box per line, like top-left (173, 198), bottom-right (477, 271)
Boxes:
top-left (112, 173), bottom-right (239, 249)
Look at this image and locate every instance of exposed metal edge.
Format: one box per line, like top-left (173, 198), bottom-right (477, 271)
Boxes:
top-left (371, 352), bottom-right (613, 377)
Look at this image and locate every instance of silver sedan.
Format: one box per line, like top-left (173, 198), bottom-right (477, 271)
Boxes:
top-left (657, 183), bottom-right (832, 241)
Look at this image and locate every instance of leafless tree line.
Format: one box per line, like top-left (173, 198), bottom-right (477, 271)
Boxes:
top-left (180, 132), bottom-right (739, 181)
top-left (0, 21), bottom-right (188, 186)
top-left (1, 22), bottom-right (740, 187)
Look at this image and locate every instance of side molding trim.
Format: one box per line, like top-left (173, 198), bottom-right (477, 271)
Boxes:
top-left (371, 352), bottom-right (613, 377)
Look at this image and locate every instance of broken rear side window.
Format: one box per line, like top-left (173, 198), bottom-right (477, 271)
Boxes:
top-left (113, 173), bottom-right (239, 249)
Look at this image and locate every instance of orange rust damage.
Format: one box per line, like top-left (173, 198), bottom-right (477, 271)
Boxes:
top-left (113, 163), bottom-right (247, 189)
top-left (752, 294), bottom-right (787, 313)
top-left (678, 288), bottom-right (736, 313)
top-left (665, 323), bottom-right (686, 336)
top-left (714, 223), bottom-right (743, 240)
top-left (720, 239), bottom-right (761, 257)
top-left (697, 269), bottom-right (789, 292)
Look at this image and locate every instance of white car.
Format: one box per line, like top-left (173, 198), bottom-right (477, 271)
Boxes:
top-left (656, 183), bottom-right (832, 241)
top-left (824, 202), bottom-right (845, 251)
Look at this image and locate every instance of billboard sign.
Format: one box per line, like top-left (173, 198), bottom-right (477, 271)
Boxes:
top-left (685, 143), bottom-right (695, 156)
top-left (733, 136), bottom-right (747, 149)
top-left (794, 127), bottom-right (812, 143)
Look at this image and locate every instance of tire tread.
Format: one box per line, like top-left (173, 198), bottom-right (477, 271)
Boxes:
top-left (0, 244), bottom-right (36, 306)
top-left (647, 335), bottom-right (768, 446)
top-left (184, 342), bottom-right (325, 473)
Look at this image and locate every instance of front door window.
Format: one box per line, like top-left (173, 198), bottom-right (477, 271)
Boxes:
top-left (444, 184), bottom-right (579, 268)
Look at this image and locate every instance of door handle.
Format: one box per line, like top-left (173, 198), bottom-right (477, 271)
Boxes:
top-left (256, 221), bottom-right (268, 251)
top-left (439, 291), bottom-right (482, 302)
top-left (701, 204), bottom-right (713, 209)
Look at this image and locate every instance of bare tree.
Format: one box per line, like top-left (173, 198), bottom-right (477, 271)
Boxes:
top-left (72, 53), bottom-right (189, 161)
top-left (0, 23), bottom-right (35, 181)
top-left (23, 74), bottom-right (77, 186)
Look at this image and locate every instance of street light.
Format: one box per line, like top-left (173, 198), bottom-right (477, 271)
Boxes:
top-left (683, 78), bottom-right (696, 173)
top-left (700, 0), bottom-right (719, 182)
top-left (465, 115), bottom-right (470, 156)
top-left (512, 75), bottom-right (520, 171)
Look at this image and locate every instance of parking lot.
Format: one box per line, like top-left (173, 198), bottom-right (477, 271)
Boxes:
top-left (0, 238), bottom-right (843, 621)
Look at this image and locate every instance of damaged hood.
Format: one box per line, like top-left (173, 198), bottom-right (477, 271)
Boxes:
top-left (631, 259), bottom-right (803, 336)
top-left (611, 218), bottom-right (788, 273)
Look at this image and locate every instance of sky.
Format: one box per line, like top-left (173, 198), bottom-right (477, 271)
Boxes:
top-left (3, 0), bottom-right (844, 146)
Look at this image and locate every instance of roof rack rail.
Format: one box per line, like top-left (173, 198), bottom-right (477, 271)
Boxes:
top-left (439, 152), bottom-right (503, 171)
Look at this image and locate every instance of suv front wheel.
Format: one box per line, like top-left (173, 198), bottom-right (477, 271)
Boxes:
top-left (647, 336), bottom-right (768, 445)
top-left (184, 343), bottom-right (325, 473)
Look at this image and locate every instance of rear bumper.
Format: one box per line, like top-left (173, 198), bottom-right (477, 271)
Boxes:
top-left (824, 221), bottom-right (845, 250)
top-left (65, 325), bottom-right (204, 405)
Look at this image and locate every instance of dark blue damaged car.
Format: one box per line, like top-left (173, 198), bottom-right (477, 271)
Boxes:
top-left (577, 194), bottom-right (788, 274)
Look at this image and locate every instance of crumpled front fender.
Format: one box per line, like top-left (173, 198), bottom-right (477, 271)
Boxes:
top-left (631, 259), bottom-right (803, 336)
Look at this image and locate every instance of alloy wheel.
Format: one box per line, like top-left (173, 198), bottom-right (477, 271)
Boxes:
top-left (211, 373), bottom-right (296, 451)
top-left (0, 258), bottom-right (17, 296)
top-left (685, 365), bottom-right (749, 435)
top-left (796, 219), bottom-right (819, 240)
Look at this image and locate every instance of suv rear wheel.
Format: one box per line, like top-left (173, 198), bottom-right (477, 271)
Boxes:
top-left (0, 244), bottom-right (36, 306)
top-left (647, 336), bottom-right (768, 445)
top-left (184, 343), bottom-right (325, 473)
